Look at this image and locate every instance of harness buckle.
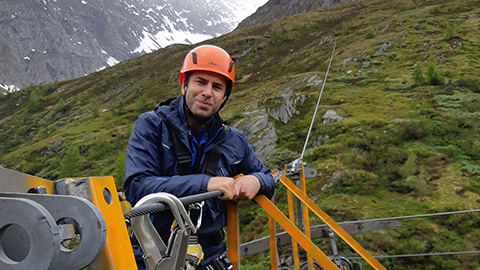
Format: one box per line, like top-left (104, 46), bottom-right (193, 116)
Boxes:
top-left (210, 255), bottom-right (233, 270)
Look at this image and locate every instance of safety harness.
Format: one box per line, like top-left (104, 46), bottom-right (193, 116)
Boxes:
top-left (157, 98), bottom-right (223, 177)
top-left (158, 100), bottom-right (232, 270)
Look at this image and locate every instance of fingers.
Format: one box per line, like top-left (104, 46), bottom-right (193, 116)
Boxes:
top-left (207, 177), bottom-right (238, 200)
top-left (233, 175), bottom-right (261, 201)
top-left (207, 175), bottom-right (261, 201)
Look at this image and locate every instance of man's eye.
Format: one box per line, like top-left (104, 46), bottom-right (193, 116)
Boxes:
top-left (214, 83), bottom-right (225, 89)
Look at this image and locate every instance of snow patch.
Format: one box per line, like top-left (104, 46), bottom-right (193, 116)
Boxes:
top-left (0, 84), bottom-right (20, 94)
top-left (133, 31), bottom-right (160, 53)
top-left (81, 1), bottom-right (88, 4)
top-left (132, 29), bottom-right (214, 54)
top-left (107, 56), bottom-right (119, 66)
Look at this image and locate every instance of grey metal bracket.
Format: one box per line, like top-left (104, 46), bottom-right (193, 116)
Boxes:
top-left (0, 192), bottom-right (106, 270)
top-left (0, 197), bottom-right (60, 270)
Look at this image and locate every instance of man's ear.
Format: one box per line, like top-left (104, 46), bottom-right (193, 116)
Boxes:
top-left (181, 84), bottom-right (187, 95)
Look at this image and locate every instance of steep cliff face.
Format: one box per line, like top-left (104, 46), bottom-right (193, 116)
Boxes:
top-left (0, 0), bottom-right (265, 90)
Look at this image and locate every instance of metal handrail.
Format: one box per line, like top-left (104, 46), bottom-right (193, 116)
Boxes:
top-left (124, 190), bottom-right (223, 219)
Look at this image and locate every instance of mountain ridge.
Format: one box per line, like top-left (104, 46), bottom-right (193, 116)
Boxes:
top-left (236, 0), bottom-right (348, 29)
top-left (0, 0), bottom-right (266, 90)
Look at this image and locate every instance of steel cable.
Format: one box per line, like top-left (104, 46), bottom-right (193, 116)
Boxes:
top-left (124, 190), bottom-right (223, 219)
top-left (300, 38), bottom-right (336, 160)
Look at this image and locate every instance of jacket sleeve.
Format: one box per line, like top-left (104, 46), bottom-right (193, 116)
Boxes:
top-left (123, 112), bottom-right (210, 206)
top-left (237, 132), bottom-right (275, 199)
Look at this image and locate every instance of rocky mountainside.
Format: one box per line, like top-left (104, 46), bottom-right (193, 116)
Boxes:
top-left (1, 0), bottom-right (480, 268)
top-left (0, 0), bottom-right (266, 91)
top-left (236, 0), bottom-right (348, 29)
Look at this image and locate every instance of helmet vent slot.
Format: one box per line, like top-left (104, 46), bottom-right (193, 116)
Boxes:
top-left (192, 52), bottom-right (197, 64)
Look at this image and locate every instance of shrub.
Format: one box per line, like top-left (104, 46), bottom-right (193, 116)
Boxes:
top-left (443, 22), bottom-right (454, 42)
top-left (91, 102), bottom-right (99, 118)
top-left (89, 140), bottom-right (113, 160)
top-left (28, 88), bottom-right (41, 113)
top-left (263, 148), bottom-right (299, 170)
top-left (135, 93), bottom-right (149, 114)
top-left (365, 27), bottom-right (375, 39)
top-left (60, 145), bottom-right (82, 178)
top-left (113, 152), bottom-right (126, 190)
top-left (427, 54), bottom-right (442, 85)
top-left (399, 151), bottom-right (417, 178)
top-left (412, 63), bottom-right (425, 86)
top-left (433, 95), bottom-right (462, 109)
top-left (53, 98), bottom-right (67, 113)
top-left (332, 169), bottom-right (379, 195)
top-left (457, 76), bottom-right (480, 93)
top-left (341, 21), bottom-right (354, 36)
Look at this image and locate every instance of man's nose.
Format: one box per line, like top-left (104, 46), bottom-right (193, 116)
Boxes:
top-left (202, 83), bottom-right (214, 97)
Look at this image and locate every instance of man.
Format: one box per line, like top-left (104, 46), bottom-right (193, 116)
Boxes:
top-left (124, 44), bottom-right (275, 269)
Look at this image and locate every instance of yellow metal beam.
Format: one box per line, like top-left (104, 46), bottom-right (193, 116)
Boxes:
top-left (287, 189), bottom-right (301, 270)
top-left (227, 201), bottom-right (241, 270)
top-left (278, 173), bottom-right (386, 270)
top-left (299, 164), bottom-right (314, 270)
top-left (254, 195), bottom-right (339, 270)
top-left (268, 200), bottom-right (278, 270)
top-left (0, 166), bottom-right (55, 193)
top-left (86, 176), bottom-right (137, 270)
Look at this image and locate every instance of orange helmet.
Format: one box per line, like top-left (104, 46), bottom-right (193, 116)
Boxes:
top-left (180, 45), bottom-right (235, 85)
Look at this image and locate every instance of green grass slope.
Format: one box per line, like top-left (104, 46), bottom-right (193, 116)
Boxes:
top-left (1, 0), bottom-right (480, 268)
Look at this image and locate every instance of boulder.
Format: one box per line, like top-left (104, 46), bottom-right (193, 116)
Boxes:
top-left (322, 110), bottom-right (343, 123)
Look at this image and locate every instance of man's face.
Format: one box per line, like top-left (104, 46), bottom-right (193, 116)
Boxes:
top-left (182, 70), bottom-right (227, 119)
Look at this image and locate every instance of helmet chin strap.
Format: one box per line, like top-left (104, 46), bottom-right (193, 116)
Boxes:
top-left (183, 93), bottom-right (215, 128)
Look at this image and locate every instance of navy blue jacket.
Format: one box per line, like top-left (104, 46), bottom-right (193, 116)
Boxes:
top-left (124, 96), bottom-right (275, 267)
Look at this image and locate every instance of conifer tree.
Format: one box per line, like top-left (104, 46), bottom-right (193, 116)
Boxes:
top-left (427, 54), bottom-right (441, 85)
top-left (135, 93), bottom-right (148, 114)
top-left (28, 88), bottom-right (41, 113)
top-left (60, 145), bottom-right (81, 178)
top-left (53, 98), bottom-right (66, 113)
top-left (92, 102), bottom-right (100, 118)
top-left (444, 22), bottom-right (454, 41)
top-left (113, 152), bottom-right (126, 190)
top-left (412, 63), bottom-right (425, 86)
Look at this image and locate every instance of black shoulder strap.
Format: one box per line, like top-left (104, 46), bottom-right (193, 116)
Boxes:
top-left (159, 111), bottom-right (222, 176)
top-left (158, 110), bottom-right (192, 175)
top-left (170, 130), bottom-right (193, 175)
top-left (201, 145), bottom-right (222, 176)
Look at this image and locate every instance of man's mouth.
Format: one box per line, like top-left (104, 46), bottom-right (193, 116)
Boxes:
top-left (197, 99), bottom-right (212, 107)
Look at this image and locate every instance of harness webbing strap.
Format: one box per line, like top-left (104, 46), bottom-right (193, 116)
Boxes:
top-left (159, 109), bottom-right (221, 177)
top-left (171, 129), bottom-right (194, 175)
top-left (202, 144), bottom-right (222, 177)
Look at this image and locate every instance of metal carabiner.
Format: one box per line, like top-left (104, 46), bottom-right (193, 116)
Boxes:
top-left (189, 201), bottom-right (204, 230)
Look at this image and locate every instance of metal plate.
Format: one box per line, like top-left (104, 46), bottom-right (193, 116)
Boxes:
top-left (0, 197), bottom-right (58, 269)
top-left (0, 192), bottom-right (106, 270)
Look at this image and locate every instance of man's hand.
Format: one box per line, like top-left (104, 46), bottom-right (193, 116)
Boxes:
top-left (207, 175), bottom-right (261, 201)
top-left (207, 177), bottom-right (238, 200)
top-left (233, 175), bottom-right (261, 201)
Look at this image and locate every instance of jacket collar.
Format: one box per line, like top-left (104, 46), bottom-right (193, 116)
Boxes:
top-left (155, 96), bottom-right (226, 144)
